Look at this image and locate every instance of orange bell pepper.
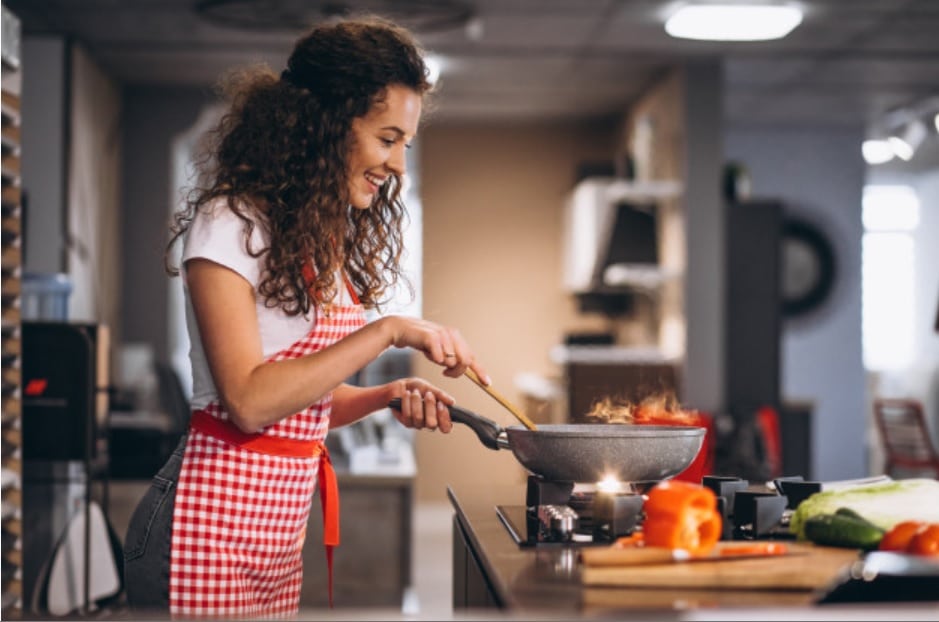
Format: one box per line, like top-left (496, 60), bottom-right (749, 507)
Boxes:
top-left (641, 479), bottom-right (722, 556)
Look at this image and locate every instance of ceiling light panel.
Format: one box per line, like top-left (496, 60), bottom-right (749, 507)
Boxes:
top-left (665, 3), bottom-right (803, 41)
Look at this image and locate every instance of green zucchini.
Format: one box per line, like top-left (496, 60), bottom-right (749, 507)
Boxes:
top-left (834, 507), bottom-right (880, 526)
top-left (803, 511), bottom-right (885, 550)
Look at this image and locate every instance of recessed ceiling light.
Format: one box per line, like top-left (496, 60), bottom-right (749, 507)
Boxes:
top-left (665, 3), bottom-right (803, 41)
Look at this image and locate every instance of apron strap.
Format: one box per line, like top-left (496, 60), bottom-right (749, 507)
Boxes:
top-left (303, 260), bottom-right (362, 306)
top-left (317, 445), bottom-right (340, 608)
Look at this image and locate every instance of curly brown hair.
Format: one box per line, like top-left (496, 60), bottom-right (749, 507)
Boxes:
top-left (166, 15), bottom-right (434, 314)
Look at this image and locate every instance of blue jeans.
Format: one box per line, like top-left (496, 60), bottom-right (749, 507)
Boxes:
top-left (123, 435), bottom-right (185, 616)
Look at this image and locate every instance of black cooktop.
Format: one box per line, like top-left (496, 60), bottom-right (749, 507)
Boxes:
top-left (496, 505), bottom-right (614, 548)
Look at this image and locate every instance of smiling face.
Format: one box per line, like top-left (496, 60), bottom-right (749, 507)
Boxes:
top-left (346, 84), bottom-right (423, 209)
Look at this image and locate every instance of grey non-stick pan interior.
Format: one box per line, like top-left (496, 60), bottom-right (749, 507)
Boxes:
top-left (387, 399), bottom-right (705, 483)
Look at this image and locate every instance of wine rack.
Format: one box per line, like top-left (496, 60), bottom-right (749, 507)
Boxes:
top-left (1, 4), bottom-right (23, 618)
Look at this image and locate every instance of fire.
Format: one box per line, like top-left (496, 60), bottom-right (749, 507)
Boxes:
top-left (596, 474), bottom-right (626, 494)
top-left (585, 394), bottom-right (699, 425)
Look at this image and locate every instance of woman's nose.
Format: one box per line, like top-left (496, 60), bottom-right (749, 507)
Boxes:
top-left (387, 144), bottom-right (407, 176)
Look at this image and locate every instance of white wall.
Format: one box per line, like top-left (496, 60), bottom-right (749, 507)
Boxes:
top-left (726, 125), bottom-right (867, 480)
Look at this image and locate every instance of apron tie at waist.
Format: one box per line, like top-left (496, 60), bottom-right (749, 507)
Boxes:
top-left (189, 409), bottom-right (340, 608)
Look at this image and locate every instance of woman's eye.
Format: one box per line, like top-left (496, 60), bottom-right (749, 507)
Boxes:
top-left (380, 137), bottom-right (395, 147)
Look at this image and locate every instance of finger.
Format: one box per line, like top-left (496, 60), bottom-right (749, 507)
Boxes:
top-left (429, 325), bottom-right (453, 366)
top-left (413, 389), bottom-right (428, 428)
top-left (441, 352), bottom-right (472, 379)
top-left (440, 336), bottom-right (459, 367)
top-left (442, 361), bottom-right (467, 379)
top-left (422, 391), bottom-right (438, 431)
top-left (443, 328), bottom-right (465, 366)
top-left (468, 361), bottom-right (491, 386)
top-left (423, 345), bottom-right (448, 367)
top-left (436, 400), bottom-right (453, 433)
top-left (400, 388), bottom-right (419, 428)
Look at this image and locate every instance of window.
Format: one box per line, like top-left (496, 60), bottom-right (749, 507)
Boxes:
top-left (862, 185), bottom-right (919, 370)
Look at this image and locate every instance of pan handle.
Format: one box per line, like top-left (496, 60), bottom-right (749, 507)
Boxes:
top-left (387, 398), bottom-right (507, 451)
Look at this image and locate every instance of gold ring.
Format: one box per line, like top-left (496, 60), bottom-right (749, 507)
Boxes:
top-left (444, 352), bottom-right (456, 358)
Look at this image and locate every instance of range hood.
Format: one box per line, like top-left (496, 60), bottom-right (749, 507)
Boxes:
top-left (562, 178), bottom-right (682, 295)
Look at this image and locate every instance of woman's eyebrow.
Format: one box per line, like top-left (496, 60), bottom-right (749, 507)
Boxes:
top-left (380, 126), bottom-right (406, 136)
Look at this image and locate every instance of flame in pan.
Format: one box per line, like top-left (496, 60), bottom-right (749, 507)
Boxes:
top-left (596, 474), bottom-right (629, 494)
top-left (585, 394), bottom-right (699, 425)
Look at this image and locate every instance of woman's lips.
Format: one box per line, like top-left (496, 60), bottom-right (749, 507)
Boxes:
top-left (364, 173), bottom-right (385, 192)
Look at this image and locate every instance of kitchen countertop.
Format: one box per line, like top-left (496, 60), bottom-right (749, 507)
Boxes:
top-left (446, 480), bottom-right (939, 621)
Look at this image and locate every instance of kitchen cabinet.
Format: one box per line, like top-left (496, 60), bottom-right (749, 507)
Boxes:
top-left (562, 178), bottom-right (682, 318)
top-left (452, 514), bottom-right (500, 609)
top-left (561, 177), bottom-right (681, 295)
top-left (301, 473), bottom-right (413, 608)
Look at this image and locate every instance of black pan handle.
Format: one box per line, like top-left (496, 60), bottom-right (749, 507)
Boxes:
top-left (387, 398), bottom-right (505, 451)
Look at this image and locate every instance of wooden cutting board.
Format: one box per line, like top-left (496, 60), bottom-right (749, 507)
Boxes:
top-left (580, 541), bottom-right (860, 590)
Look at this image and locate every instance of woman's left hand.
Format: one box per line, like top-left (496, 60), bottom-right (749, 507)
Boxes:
top-left (387, 378), bottom-right (455, 433)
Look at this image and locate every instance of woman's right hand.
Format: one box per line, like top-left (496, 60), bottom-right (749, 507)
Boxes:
top-left (380, 315), bottom-right (490, 385)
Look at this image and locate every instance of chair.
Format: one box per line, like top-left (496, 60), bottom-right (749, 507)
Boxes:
top-left (873, 399), bottom-right (939, 479)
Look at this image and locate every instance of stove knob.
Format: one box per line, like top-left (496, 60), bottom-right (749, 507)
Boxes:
top-left (539, 505), bottom-right (578, 541)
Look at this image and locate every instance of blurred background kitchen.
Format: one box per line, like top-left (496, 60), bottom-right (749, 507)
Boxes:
top-left (1, 0), bottom-right (937, 618)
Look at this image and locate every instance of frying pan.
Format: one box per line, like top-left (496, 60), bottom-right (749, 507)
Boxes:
top-left (387, 399), bottom-right (705, 483)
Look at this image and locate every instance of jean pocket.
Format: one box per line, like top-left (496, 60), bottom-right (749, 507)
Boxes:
top-left (123, 474), bottom-right (175, 562)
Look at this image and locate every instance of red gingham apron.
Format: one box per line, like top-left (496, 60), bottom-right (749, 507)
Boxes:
top-left (169, 274), bottom-right (365, 619)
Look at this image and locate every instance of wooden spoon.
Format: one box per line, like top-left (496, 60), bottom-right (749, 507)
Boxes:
top-left (464, 368), bottom-right (538, 431)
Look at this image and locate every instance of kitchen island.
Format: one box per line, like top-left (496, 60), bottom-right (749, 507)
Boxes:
top-left (448, 481), bottom-right (938, 620)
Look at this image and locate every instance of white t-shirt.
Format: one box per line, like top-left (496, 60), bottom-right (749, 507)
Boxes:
top-left (181, 197), bottom-right (351, 409)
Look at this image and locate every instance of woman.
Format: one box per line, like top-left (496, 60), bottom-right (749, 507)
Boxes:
top-left (123, 15), bottom-right (489, 619)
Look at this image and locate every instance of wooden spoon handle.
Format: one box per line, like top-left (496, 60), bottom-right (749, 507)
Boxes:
top-left (464, 368), bottom-right (538, 431)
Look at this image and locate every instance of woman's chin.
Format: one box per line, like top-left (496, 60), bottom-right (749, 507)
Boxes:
top-left (349, 193), bottom-right (375, 209)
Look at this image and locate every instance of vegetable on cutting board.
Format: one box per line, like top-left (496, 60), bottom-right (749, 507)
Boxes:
top-left (802, 507), bottom-right (885, 550)
top-left (641, 479), bottom-right (722, 556)
top-left (879, 521), bottom-right (939, 557)
top-left (789, 478), bottom-right (939, 542)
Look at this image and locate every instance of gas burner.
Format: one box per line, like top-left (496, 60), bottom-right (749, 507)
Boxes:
top-left (499, 474), bottom-right (799, 548)
top-left (702, 475), bottom-right (794, 540)
top-left (496, 476), bottom-right (644, 547)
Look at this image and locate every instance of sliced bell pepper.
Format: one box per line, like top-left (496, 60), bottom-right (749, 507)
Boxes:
top-left (641, 479), bottom-right (722, 556)
top-left (878, 520), bottom-right (926, 552)
top-left (907, 523), bottom-right (939, 557)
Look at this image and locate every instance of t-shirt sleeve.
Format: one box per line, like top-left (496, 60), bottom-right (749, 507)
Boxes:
top-left (181, 200), bottom-right (267, 287)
